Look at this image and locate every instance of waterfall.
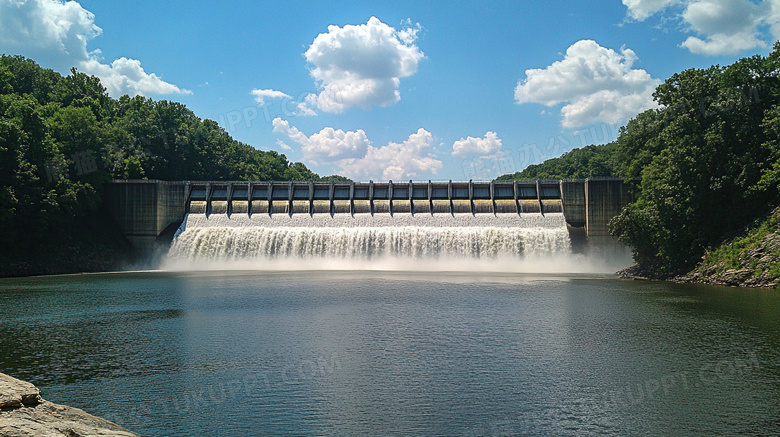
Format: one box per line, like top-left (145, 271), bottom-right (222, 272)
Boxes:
top-left (166, 212), bottom-right (572, 262)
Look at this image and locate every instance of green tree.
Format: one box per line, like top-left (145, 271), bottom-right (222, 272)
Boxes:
top-left (0, 55), bottom-right (324, 267)
top-left (610, 42), bottom-right (780, 274)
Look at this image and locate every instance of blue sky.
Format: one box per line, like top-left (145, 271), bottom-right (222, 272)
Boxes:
top-left (1, 0), bottom-right (778, 180)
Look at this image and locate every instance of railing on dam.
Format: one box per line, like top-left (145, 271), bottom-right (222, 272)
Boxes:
top-left (103, 178), bottom-right (635, 252)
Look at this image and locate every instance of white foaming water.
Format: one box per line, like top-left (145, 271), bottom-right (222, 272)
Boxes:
top-left (162, 212), bottom-right (629, 273)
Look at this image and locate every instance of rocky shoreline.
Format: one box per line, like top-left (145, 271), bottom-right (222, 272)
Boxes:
top-left (617, 264), bottom-right (778, 289)
top-left (0, 373), bottom-right (142, 437)
top-left (618, 265), bottom-right (780, 291)
top-left (616, 206), bottom-right (780, 290)
top-left (673, 267), bottom-right (778, 288)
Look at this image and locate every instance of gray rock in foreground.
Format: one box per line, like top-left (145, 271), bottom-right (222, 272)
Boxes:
top-left (0, 373), bottom-right (142, 437)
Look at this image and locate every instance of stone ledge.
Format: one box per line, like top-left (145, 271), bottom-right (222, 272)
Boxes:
top-left (0, 374), bottom-right (41, 409)
top-left (0, 373), bottom-right (142, 437)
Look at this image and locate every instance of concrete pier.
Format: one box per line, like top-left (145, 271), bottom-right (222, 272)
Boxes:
top-left (103, 180), bottom-right (187, 253)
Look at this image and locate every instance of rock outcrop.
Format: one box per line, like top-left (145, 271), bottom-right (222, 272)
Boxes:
top-left (674, 213), bottom-right (780, 289)
top-left (0, 373), bottom-right (142, 437)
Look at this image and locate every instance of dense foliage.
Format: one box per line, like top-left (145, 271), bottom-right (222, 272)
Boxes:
top-left (498, 43), bottom-right (780, 275)
top-left (495, 143), bottom-right (617, 180)
top-left (0, 55), bottom-right (329, 260)
top-left (610, 44), bottom-right (780, 274)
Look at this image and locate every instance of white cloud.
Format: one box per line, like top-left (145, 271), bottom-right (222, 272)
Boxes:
top-left (296, 101), bottom-right (318, 117)
top-left (276, 139), bottom-right (292, 151)
top-left (681, 32), bottom-right (765, 55)
top-left (0, 0), bottom-right (97, 64)
top-left (0, 0), bottom-right (189, 96)
top-left (272, 118), bottom-right (369, 165)
top-left (683, 0), bottom-right (760, 34)
top-left (680, 0), bottom-right (769, 55)
top-left (303, 16), bottom-right (424, 113)
top-left (514, 40), bottom-right (660, 128)
top-left (273, 118), bottom-right (441, 180)
top-left (249, 89), bottom-right (316, 117)
top-left (622, 0), bottom-right (679, 21)
top-left (340, 128), bottom-right (441, 180)
top-left (452, 131), bottom-right (503, 156)
top-left (251, 88), bottom-right (292, 104)
top-left (622, 0), bottom-right (780, 56)
top-left (81, 57), bottom-right (190, 96)
top-left (272, 118), bottom-right (311, 149)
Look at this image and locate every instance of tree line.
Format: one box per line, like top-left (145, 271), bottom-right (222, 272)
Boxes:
top-left (0, 55), bottom-right (338, 260)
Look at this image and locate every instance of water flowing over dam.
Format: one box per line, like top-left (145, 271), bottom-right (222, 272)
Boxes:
top-left (165, 180), bottom-right (587, 265)
top-left (168, 212), bottom-right (572, 261)
top-left (103, 179), bottom-right (635, 269)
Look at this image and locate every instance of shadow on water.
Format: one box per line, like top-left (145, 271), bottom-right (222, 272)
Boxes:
top-left (667, 282), bottom-right (780, 331)
top-left (0, 273), bottom-right (189, 386)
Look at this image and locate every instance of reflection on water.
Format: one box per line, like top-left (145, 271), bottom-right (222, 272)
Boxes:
top-left (0, 271), bottom-right (778, 436)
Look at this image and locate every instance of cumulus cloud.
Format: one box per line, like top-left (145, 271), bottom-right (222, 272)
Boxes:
top-left (681, 32), bottom-right (765, 55)
top-left (251, 88), bottom-right (292, 104)
top-left (273, 118), bottom-right (441, 180)
top-left (303, 16), bottom-right (424, 113)
top-left (622, 0), bottom-right (680, 21)
top-left (340, 128), bottom-right (441, 180)
top-left (272, 118), bottom-right (312, 150)
top-left (623, 0), bottom-right (780, 56)
top-left (514, 40), bottom-right (660, 128)
top-left (272, 118), bottom-right (369, 165)
top-left (80, 57), bottom-right (190, 96)
top-left (452, 131), bottom-right (503, 156)
top-left (680, 0), bottom-right (769, 55)
top-left (296, 99), bottom-right (318, 117)
top-left (0, 0), bottom-right (189, 96)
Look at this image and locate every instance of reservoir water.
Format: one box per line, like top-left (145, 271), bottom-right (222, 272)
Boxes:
top-left (0, 270), bottom-right (779, 435)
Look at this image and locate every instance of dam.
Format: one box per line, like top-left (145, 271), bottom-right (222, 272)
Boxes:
top-left (103, 178), bottom-right (634, 264)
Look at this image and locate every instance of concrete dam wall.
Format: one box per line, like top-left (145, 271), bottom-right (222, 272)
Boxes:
top-left (103, 179), bottom-right (635, 256)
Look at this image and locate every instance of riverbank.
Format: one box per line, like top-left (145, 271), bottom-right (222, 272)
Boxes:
top-left (619, 262), bottom-right (779, 289)
top-left (619, 206), bottom-right (780, 289)
top-left (0, 239), bottom-right (134, 279)
top-left (0, 373), bottom-right (142, 436)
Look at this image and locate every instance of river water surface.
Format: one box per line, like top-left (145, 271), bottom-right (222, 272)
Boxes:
top-left (0, 270), bottom-right (779, 436)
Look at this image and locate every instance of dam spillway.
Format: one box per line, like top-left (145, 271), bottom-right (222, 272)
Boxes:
top-left (168, 180), bottom-right (575, 263)
top-left (103, 178), bottom-right (635, 265)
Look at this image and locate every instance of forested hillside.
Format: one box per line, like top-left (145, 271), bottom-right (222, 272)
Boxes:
top-left (500, 42), bottom-right (780, 276)
top-left (0, 55), bottom-right (329, 273)
top-left (496, 143), bottom-right (617, 180)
